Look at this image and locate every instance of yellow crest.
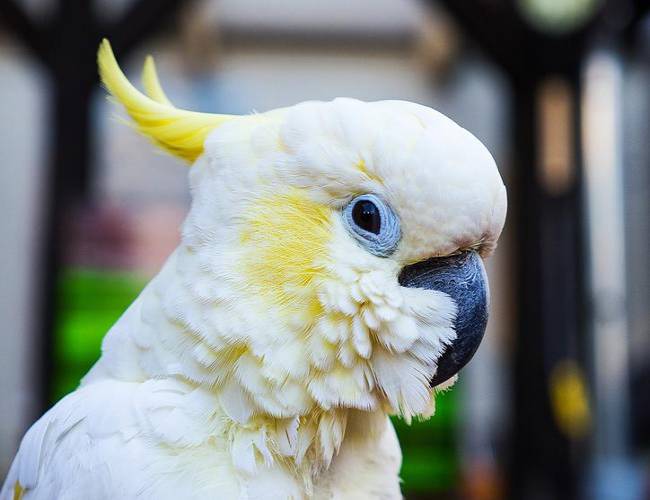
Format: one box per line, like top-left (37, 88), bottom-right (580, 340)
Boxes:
top-left (97, 39), bottom-right (235, 163)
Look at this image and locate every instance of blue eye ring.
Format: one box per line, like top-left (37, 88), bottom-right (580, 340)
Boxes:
top-left (342, 194), bottom-right (401, 257)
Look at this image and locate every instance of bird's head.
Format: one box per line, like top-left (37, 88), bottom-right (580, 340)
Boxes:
top-left (99, 41), bottom-right (506, 425)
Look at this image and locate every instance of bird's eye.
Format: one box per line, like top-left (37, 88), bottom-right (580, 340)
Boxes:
top-left (343, 194), bottom-right (401, 257)
top-left (351, 199), bottom-right (381, 234)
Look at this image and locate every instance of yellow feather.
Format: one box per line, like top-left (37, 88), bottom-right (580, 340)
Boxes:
top-left (356, 159), bottom-right (382, 183)
top-left (142, 55), bottom-right (173, 106)
top-left (97, 39), bottom-right (235, 163)
top-left (13, 481), bottom-right (24, 500)
top-left (239, 189), bottom-right (332, 318)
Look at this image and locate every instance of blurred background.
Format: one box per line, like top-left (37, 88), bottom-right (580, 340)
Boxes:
top-left (1, 0), bottom-right (649, 498)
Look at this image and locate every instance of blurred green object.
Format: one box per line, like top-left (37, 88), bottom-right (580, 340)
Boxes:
top-left (393, 391), bottom-right (459, 495)
top-left (52, 268), bottom-right (147, 403)
top-left (53, 267), bottom-right (459, 495)
top-left (517, 0), bottom-right (602, 34)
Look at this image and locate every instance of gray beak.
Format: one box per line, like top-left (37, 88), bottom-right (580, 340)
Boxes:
top-left (398, 251), bottom-right (489, 387)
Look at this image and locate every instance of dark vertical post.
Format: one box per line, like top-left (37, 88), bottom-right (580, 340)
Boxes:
top-left (510, 71), bottom-right (586, 499)
top-left (36, 0), bottom-right (101, 410)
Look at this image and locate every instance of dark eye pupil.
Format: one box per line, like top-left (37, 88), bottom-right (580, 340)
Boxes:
top-left (352, 199), bottom-right (381, 234)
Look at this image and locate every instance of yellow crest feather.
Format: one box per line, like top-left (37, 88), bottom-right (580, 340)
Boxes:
top-left (97, 39), bottom-right (235, 163)
top-left (142, 55), bottom-right (173, 106)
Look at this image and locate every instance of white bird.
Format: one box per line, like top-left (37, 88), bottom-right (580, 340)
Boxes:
top-left (1, 39), bottom-right (507, 499)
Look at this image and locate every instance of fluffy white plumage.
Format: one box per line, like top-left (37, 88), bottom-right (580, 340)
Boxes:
top-left (2, 46), bottom-right (506, 500)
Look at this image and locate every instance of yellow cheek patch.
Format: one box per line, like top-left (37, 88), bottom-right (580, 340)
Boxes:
top-left (239, 189), bottom-right (332, 315)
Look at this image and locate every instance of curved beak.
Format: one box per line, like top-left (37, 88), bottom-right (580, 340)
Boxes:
top-left (398, 251), bottom-right (489, 387)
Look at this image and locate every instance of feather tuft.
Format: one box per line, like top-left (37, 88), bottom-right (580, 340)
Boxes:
top-left (97, 39), bottom-right (236, 163)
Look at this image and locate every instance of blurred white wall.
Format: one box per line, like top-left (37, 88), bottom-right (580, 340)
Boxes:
top-left (0, 46), bottom-right (46, 473)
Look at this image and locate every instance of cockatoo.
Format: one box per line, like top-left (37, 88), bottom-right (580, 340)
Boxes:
top-left (2, 39), bottom-right (506, 499)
